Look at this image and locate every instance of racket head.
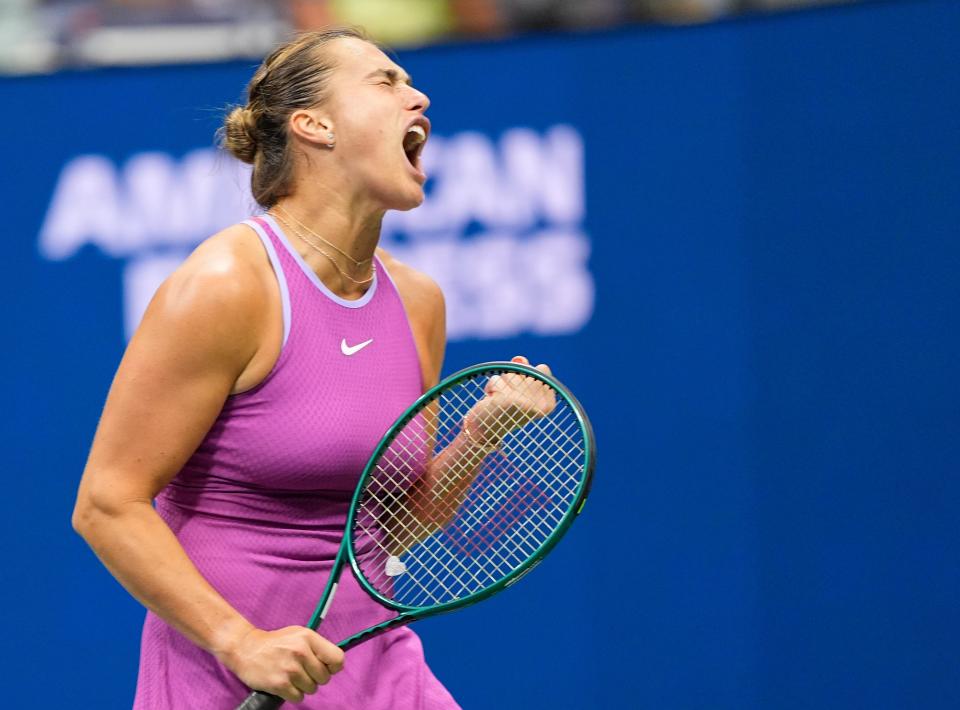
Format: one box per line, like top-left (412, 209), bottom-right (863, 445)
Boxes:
top-left (343, 361), bottom-right (595, 618)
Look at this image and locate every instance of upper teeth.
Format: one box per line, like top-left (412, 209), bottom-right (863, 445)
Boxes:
top-left (406, 125), bottom-right (426, 143)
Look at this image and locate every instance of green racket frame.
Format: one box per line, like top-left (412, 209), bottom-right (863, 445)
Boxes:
top-left (310, 361), bottom-right (595, 647)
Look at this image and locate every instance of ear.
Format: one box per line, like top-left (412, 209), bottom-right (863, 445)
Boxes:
top-left (289, 109), bottom-right (334, 147)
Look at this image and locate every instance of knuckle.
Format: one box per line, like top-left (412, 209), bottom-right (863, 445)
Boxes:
top-left (275, 683), bottom-right (298, 701)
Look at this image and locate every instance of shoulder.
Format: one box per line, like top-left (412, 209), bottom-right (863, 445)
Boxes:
top-left (376, 248), bottom-right (444, 317)
top-left (162, 223), bottom-right (268, 311)
top-left (136, 222), bottom-right (273, 360)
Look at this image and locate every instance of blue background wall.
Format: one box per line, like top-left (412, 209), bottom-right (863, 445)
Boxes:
top-left (2, 0), bottom-right (958, 707)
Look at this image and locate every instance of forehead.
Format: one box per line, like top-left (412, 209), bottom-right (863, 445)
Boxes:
top-left (328, 37), bottom-right (408, 81)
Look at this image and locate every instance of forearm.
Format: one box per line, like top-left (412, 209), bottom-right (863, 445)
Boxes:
top-left (421, 423), bottom-right (494, 511)
top-left (384, 422), bottom-right (494, 553)
top-left (73, 498), bottom-right (251, 661)
top-left (384, 364), bottom-right (554, 552)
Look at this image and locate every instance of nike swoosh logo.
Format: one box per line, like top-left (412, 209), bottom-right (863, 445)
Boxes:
top-left (341, 338), bottom-right (374, 356)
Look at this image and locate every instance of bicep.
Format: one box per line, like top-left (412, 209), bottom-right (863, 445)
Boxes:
top-left (79, 259), bottom-right (262, 508)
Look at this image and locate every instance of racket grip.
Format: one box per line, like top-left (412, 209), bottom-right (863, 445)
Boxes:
top-left (235, 690), bottom-right (285, 710)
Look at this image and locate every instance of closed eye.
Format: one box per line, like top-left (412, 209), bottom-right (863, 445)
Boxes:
top-left (367, 68), bottom-right (414, 88)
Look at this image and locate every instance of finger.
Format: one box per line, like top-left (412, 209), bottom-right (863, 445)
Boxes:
top-left (277, 683), bottom-right (305, 704)
top-left (535, 362), bottom-right (552, 376)
top-left (300, 649), bottom-right (332, 686)
top-left (289, 666), bottom-right (319, 696)
top-left (511, 355), bottom-right (529, 364)
top-left (306, 631), bottom-right (345, 674)
top-left (326, 650), bottom-right (345, 675)
top-left (504, 372), bottom-right (527, 390)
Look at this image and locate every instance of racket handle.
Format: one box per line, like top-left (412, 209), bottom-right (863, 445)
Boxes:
top-left (235, 690), bottom-right (285, 710)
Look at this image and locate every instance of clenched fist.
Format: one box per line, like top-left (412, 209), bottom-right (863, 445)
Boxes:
top-left (466, 355), bottom-right (556, 448)
top-left (221, 625), bottom-right (345, 703)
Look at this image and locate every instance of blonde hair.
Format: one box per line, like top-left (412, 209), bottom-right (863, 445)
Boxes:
top-left (220, 27), bottom-right (373, 208)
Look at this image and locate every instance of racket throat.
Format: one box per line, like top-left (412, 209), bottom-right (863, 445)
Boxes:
top-left (307, 545), bottom-right (349, 630)
top-left (317, 581), bottom-right (338, 622)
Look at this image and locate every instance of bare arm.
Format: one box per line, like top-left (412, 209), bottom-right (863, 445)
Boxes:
top-left (388, 358), bottom-right (555, 551)
top-left (72, 227), bottom-right (342, 703)
top-left (375, 253), bottom-right (553, 547)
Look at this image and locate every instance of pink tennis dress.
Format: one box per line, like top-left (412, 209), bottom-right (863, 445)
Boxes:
top-left (133, 214), bottom-right (460, 709)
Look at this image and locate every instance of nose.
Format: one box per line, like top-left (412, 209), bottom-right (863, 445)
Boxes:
top-left (406, 85), bottom-right (430, 113)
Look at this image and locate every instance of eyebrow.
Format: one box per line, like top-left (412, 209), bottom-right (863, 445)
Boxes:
top-left (366, 68), bottom-right (414, 86)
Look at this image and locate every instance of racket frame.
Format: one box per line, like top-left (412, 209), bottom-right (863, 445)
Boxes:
top-left (305, 360), bottom-right (595, 649)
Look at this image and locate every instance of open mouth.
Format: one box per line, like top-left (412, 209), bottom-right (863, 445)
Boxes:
top-left (403, 124), bottom-right (427, 172)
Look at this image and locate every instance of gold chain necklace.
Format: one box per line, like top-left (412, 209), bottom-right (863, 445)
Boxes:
top-left (273, 205), bottom-right (372, 267)
top-left (270, 211), bottom-right (376, 286)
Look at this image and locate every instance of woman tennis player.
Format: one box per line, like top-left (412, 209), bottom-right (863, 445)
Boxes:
top-left (72, 27), bottom-right (549, 709)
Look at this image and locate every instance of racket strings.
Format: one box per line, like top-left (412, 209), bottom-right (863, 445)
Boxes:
top-left (359, 447), bottom-right (570, 597)
top-left (353, 370), bottom-right (586, 608)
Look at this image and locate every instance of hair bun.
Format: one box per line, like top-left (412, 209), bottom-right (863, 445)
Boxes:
top-left (222, 106), bottom-right (259, 164)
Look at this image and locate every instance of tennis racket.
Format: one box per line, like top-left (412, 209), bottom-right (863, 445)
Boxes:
top-left (236, 361), bottom-right (596, 710)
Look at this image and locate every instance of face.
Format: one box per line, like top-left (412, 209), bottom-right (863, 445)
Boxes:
top-left (316, 38), bottom-right (432, 211)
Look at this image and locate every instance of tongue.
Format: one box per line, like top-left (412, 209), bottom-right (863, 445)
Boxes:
top-left (403, 132), bottom-right (422, 161)
top-left (403, 141), bottom-right (419, 167)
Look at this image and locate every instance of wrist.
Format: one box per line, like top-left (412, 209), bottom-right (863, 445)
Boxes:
top-left (463, 416), bottom-right (500, 454)
top-left (209, 615), bottom-right (256, 667)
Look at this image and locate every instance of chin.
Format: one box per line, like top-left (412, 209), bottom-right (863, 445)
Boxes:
top-left (367, 165), bottom-right (426, 211)
top-left (385, 185), bottom-right (425, 211)
top-left (404, 187), bottom-right (426, 209)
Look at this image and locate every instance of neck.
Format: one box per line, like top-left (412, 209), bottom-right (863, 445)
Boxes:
top-left (271, 187), bottom-right (384, 298)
